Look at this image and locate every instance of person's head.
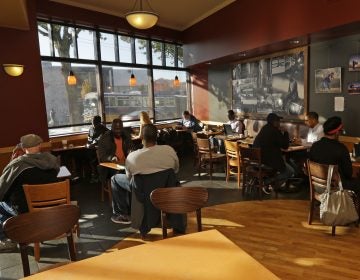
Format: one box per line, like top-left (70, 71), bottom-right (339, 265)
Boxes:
top-left (20, 134), bottom-right (43, 154)
top-left (142, 124), bottom-right (158, 147)
top-left (266, 113), bottom-right (282, 129)
top-left (227, 110), bottom-right (236, 121)
top-left (305, 112), bottom-right (319, 128)
top-left (111, 118), bottom-right (123, 138)
top-left (92, 115), bottom-right (101, 126)
top-left (182, 110), bottom-right (190, 120)
top-left (323, 116), bottom-right (343, 139)
top-left (140, 111), bottom-right (151, 125)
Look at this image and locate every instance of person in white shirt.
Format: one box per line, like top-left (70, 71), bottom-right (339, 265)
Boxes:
top-left (301, 112), bottom-right (324, 146)
top-left (227, 110), bottom-right (244, 134)
top-left (110, 124), bottom-right (179, 224)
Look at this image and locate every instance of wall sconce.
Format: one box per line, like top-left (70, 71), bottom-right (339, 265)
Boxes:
top-left (67, 70), bottom-right (77, 85)
top-left (173, 75), bottom-right (180, 87)
top-left (3, 64), bottom-right (24, 77)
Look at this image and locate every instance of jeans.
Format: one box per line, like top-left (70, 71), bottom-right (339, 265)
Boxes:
top-left (264, 162), bottom-right (295, 186)
top-left (111, 174), bottom-right (132, 216)
top-left (0, 202), bottom-right (17, 240)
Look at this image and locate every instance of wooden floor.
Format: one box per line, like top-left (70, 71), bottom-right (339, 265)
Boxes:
top-left (112, 200), bottom-right (360, 280)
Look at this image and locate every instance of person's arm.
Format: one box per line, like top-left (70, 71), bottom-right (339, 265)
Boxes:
top-left (97, 133), bottom-right (114, 162)
top-left (277, 129), bottom-right (290, 149)
top-left (339, 145), bottom-right (353, 179)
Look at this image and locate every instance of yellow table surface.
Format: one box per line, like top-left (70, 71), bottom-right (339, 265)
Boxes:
top-left (24, 229), bottom-right (279, 280)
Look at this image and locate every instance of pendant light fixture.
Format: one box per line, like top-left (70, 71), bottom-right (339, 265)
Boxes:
top-left (126, 0), bottom-right (159, 30)
top-left (67, 70), bottom-right (77, 85)
top-left (129, 71), bottom-right (137, 87)
top-left (173, 75), bottom-right (180, 87)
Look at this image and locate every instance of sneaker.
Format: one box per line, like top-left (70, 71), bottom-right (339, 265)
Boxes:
top-left (111, 214), bottom-right (131, 224)
top-left (262, 185), bottom-right (273, 195)
top-left (0, 239), bottom-right (17, 252)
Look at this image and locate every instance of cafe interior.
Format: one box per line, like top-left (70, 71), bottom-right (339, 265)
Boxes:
top-left (1, 0), bottom-right (360, 279)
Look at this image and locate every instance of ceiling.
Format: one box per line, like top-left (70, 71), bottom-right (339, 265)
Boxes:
top-left (0, 0), bottom-right (236, 31)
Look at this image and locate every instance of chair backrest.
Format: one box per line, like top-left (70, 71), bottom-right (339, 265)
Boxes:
top-left (307, 160), bottom-right (339, 199)
top-left (224, 140), bottom-right (240, 160)
top-left (4, 204), bottom-right (80, 276)
top-left (196, 137), bottom-right (211, 156)
top-left (23, 179), bottom-right (70, 211)
top-left (150, 187), bottom-right (209, 214)
top-left (239, 146), bottom-right (261, 165)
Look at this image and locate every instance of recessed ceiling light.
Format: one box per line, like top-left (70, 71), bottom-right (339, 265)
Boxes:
top-left (206, 62), bottom-right (212, 65)
top-left (238, 53), bottom-right (246, 57)
top-left (290, 40), bottom-right (300, 44)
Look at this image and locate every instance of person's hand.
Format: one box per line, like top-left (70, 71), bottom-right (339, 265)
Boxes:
top-left (111, 156), bottom-right (118, 162)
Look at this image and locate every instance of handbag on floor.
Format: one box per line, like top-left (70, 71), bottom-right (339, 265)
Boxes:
top-left (319, 165), bottom-right (359, 226)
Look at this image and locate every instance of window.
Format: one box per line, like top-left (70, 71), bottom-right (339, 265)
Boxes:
top-left (135, 38), bottom-right (148, 64)
top-left (38, 21), bottom-right (187, 136)
top-left (119, 35), bottom-right (132, 63)
top-left (153, 69), bottom-right (187, 120)
top-left (100, 32), bottom-right (116, 62)
top-left (102, 66), bottom-right (151, 122)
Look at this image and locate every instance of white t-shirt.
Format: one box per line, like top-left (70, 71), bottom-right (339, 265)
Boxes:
top-left (125, 145), bottom-right (179, 178)
top-left (302, 123), bottom-right (324, 146)
top-left (227, 119), bottom-right (242, 133)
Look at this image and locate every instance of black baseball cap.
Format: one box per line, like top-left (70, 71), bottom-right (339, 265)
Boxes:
top-left (267, 113), bottom-right (283, 123)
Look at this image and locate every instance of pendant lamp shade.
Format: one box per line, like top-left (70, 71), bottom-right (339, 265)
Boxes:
top-left (129, 73), bottom-right (137, 86)
top-left (67, 71), bottom-right (77, 85)
top-left (173, 75), bottom-right (180, 87)
top-left (126, 0), bottom-right (159, 29)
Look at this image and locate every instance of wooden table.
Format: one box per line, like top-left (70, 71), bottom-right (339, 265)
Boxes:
top-left (99, 162), bottom-right (125, 171)
top-left (23, 229), bottom-right (279, 280)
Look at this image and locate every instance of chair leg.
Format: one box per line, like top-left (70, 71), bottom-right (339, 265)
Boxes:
top-left (237, 166), bottom-right (241, 189)
top-left (107, 181), bottom-right (112, 205)
top-left (34, 242), bottom-right (40, 262)
top-left (209, 162), bottom-right (213, 180)
top-left (161, 211), bottom-right (167, 239)
top-left (20, 244), bottom-right (31, 277)
top-left (196, 209), bottom-right (202, 232)
top-left (331, 226), bottom-right (336, 236)
top-left (308, 200), bottom-right (314, 225)
top-left (226, 162), bottom-right (230, 183)
top-left (66, 232), bottom-right (77, 261)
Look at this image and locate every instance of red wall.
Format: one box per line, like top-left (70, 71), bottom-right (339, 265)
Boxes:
top-left (183, 0), bottom-right (360, 67)
top-left (0, 0), bottom-right (48, 147)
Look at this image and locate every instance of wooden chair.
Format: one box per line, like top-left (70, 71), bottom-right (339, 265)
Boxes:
top-left (239, 146), bottom-right (276, 200)
top-left (23, 179), bottom-right (80, 261)
top-left (4, 204), bottom-right (80, 277)
top-left (307, 160), bottom-right (340, 235)
top-left (96, 150), bottom-right (112, 204)
top-left (150, 187), bottom-right (209, 238)
top-left (224, 140), bottom-right (242, 188)
top-left (196, 137), bottom-right (226, 180)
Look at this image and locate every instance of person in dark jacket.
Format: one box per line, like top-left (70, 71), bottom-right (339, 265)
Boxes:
top-left (97, 118), bottom-right (135, 185)
top-left (181, 111), bottom-right (202, 132)
top-left (253, 113), bottom-right (294, 193)
top-left (309, 116), bottom-right (360, 194)
top-left (0, 134), bottom-right (59, 251)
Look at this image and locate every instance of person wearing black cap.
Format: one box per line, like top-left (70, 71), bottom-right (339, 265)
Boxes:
top-left (309, 116), bottom-right (360, 193)
top-left (0, 134), bottom-right (60, 251)
top-left (253, 113), bottom-right (295, 194)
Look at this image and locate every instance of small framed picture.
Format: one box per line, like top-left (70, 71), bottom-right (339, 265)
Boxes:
top-left (349, 54), bottom-right (360, 71)
top-left (348, 81), bottom-right (360, 94)
top-left (315, 67), bottom-right (342, 93)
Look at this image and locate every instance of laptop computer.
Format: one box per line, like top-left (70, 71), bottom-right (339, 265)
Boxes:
top-left (223, 124), bottom-right (235, 136)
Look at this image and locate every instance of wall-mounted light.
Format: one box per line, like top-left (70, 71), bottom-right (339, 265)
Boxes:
top-left (129, 73), bottom-right (137, 86)
top-left (67, 70), bottom-right (77, 85)
top-left (3, 64), bottom-right (24, 77)
top-left (173, 75), bottom-right (180, 87)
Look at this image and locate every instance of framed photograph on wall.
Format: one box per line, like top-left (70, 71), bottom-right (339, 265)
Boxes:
top-left (349, 54), bottom-right (360, 71)
top-left (315, 67), bottom-right (342, 93)
top-left (348, 81), bottom-right (360, 94)
top-left (232, 47), bottom-right (307, 120)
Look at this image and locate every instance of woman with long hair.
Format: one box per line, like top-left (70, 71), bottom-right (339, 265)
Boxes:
top-left (138, 111), bottom-right (152, 138)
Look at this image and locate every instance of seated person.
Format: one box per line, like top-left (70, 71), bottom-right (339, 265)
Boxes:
top-left (295, 111), bottom-right (324, 146)
top-left (110, 124), bottom-right (179, 224)
top-left (87, 115), bottom-right (108, 182)
top-left (181, 110), bottom-right (202, 132)
top-left (97, 118), bottom-right (135, 183)
top-left (309, 116), bottom-right (360, 194)
top-left (0, 134), bottom-right (59, 251)
top-left (253, 113), bottom-right (295, 194)
top-left (227, 109), bottom-right (244, 134)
